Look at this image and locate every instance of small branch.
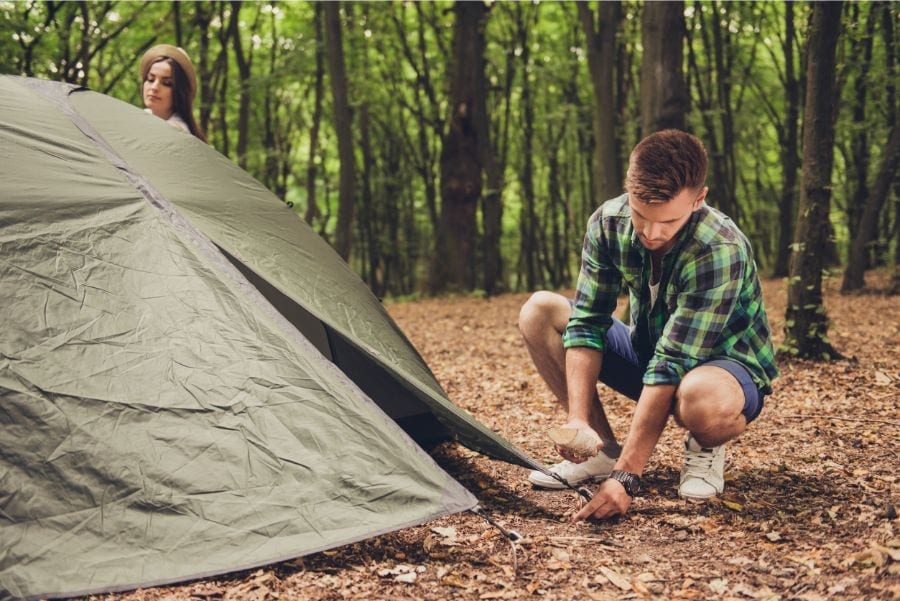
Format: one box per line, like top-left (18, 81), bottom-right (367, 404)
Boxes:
top-left (781, 414), bottom-right (899, 426)
top-left (549, 535), bottom-right (621, 549)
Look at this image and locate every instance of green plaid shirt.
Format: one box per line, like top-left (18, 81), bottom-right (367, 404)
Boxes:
top-left (563, 194), bottom-right (778, 394)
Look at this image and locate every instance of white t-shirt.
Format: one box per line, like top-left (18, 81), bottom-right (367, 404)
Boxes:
top-left (144, 108), bottom-right (190, 134)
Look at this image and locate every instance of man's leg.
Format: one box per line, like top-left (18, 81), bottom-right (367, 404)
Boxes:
top-left (673, 364), bottom-right (747, 447)
top-left (517, 291), bottom-right (620, 454)
top-left (672, 362), bottom-right (760, 499)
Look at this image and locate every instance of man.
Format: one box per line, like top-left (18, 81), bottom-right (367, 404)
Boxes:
top-left (518, 129), bottom-right (778, 520)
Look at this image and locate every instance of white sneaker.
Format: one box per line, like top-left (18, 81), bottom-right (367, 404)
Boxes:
top-left (528, 451), bottom-right (617, 489)
top-left (679, 435), bottom-right (725, 500)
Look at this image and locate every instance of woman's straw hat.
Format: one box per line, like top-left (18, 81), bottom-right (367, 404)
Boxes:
top-left (139, 44), bottom-right (197, 100)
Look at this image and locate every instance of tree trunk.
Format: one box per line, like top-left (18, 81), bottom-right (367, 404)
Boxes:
top-left (578, 1), bottom-right (621, 200)
top-left (515, 3), bottom-right (540, 291)
top-left (785, 1), bottom-right (844, 360)
top-left (358, 7), bottom-right (381, 297)
top-left (477, 8), bottom-right (505, 297)
top-left (305, 3), bottom-right (325, 228)
top-left (847, 3), bottom-right (879, 241)
top-left (194, 3), bottom-right (214, 137)
top-left (640, 0), bottom-right (687, 134)
top-left (430, 1), bottom-right (488, 294)
top-left (773, 1), bottom-right (801, 277)
top-left (841, 121), bottom-right (900, 291)
top-left (230, 1), bottom-right (257, 171)
top-left (883, 3), bottom-right (900, 294)
top-left (215, 2), bottom-right (231, 156)
top-left (325, 2), bottom-right (356, 261)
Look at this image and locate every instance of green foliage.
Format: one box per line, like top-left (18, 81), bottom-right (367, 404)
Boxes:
top-left (1, 0), bottom-right (894, 296)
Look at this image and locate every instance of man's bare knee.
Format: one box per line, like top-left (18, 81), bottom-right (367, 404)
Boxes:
top-left (674, 367), bottom-right (744, 435)
top-left (518, 291), bottom-right (569, 339)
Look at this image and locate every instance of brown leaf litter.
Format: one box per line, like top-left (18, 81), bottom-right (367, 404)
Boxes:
top-left (93, 272), bottom-right (899, 601)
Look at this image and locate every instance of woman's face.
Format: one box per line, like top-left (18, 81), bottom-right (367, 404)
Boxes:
top-left (143, 60), bottom-right (175, 119)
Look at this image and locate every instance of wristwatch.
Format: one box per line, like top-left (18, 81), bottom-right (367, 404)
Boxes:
top-left (609, 470), bottom-right (642, 497)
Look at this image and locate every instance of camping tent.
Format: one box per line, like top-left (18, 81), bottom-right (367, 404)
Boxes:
top-left (0, 76), bottom-right (544, 600)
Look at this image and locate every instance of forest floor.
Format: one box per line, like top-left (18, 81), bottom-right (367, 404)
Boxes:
top-left (101, 273), bottom-right (898, 601)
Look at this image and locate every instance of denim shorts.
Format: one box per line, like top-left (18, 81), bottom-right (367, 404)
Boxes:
top-left (597, 317), bottom-right (765, 423)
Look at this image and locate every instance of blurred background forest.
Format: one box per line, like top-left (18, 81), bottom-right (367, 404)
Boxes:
top-left (1, 1), bottom-right (897, 358)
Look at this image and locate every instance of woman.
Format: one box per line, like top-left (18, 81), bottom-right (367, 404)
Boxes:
top-left (139, 44), bottom-right (206, 142)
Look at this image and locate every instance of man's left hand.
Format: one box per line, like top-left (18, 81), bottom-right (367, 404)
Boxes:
top-left (572, 478), bottom-right (632, 521)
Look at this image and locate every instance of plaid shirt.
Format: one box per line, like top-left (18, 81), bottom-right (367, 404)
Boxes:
top-left (563, 194), bottom-right (779, 394)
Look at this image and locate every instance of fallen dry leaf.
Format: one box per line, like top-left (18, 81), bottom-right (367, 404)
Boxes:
top-left (598, 566), bottom-right (632, 591)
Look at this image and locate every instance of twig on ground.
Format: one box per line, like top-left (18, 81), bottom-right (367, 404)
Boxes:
top-left (549, 535), bottom-right (621, 549)
top-left (781, 414), bottom-right (899, 426)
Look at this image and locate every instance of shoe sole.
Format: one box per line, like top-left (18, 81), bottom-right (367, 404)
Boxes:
top-left (679, 492), bottom-right (716, 503)
top-left (528, 474), bottom-right (606, 489)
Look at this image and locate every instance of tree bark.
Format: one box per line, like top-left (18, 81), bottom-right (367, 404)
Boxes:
top-left (215, 2), bottom-right (231, 156)
top-left (578, 1), bottom-right (621, 200)
top-left (229, 2), bottom-right (252, 170)
top-left (230, 1), bottom-right (260, 171)
top-left (515, 3), bottom-right (540, 291)
top-left (430, 1), bottom-right (488, 293)
top-left (773, 1), bottom-right (802, 277)
top-left (325, 2), bottom-right (356, 261)
top-left (358, 6), bottom-right (381, 296)
top-left (841, 121), bottom-right (900, 291)
top-left (640, 0), bottom-right (687, 134)
top-left (785, 1), bottom-right (844, 360)
top-left (194, 3), bottom-right (214, 137)
top-left (305, 3), bottom-right (325, 228)
top-left (476, 7), bottom-right (505, 297)
top-left (847, 3), bottom-right (879, 241)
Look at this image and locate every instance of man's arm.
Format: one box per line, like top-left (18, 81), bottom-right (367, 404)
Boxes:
top-left (563, 347), bottom-right (603, 428)
top-left (573, 383), bottom-right (676, 521)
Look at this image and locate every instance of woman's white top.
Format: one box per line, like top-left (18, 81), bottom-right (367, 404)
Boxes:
top-left (145, 108), bottom-right (190, 134)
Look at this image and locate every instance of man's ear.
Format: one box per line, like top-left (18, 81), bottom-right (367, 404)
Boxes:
top-left (694, 186), bottom-right (709, 210)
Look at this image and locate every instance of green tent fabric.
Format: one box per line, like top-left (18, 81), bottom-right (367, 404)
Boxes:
top-left (0, 77), bottom-right (543, 600)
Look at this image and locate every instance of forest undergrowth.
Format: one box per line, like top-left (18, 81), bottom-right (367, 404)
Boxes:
top-left (99, 272), bottom-right (898, 601)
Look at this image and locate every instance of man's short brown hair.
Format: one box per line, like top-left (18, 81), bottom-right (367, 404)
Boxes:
top-left (625, 129), bottom-right (707, 203)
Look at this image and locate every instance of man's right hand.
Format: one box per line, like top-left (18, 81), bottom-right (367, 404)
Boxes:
top-left (549, 419), bottom-right (602, 463)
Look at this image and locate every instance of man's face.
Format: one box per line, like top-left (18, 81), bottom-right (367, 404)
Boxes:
top-left (628, 187), bottom-right (708, 253)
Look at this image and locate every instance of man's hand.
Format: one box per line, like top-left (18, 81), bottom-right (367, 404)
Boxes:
top-left (551, 419), bottom-right (602, 463)
top-left (572, 478), bottom-right (631, 521)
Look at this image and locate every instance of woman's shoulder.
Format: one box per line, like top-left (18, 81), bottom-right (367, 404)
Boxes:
top-left (166, 113), bottom-right (190, 134)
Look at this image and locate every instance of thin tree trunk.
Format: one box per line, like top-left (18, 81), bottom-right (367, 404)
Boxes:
top-left (883, 3), bottom-right (900, 294)
top-left (578, 1), bottom-right (621, 200)
top-left (305, 3), bottom-right (325, 227)
top-left (358, 6), bottom-right (380, 296)
top-left (785, 1), bottom-right (844, 360)
top-left (174, 1), bottom-right (183, 48)
top-left (842, 121), bottom-right (900, 291)
top-left (477, 8), bottom-right (506, 297)
top-left (516, 3), bottom-right (540, 291)
top-left (325, 2), bottom-right (356, 261)
top-left (194, 3), bottom-right (214, 136)
top-left (430, 1), bottom-right (488, 293)
top-left (774, 1), bottom-right (801, 277)
top-left (215, 2), bottom-right (231, 156)
top-left (847, 3), bottom-right (879, 241)
top-left (230, 1), bottom-right (256, 171)
top-left (640, 0), bottom-right (687, 134)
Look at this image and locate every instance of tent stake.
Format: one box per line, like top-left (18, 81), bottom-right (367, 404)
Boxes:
top-left (470, 505), bottom-right (523, 542)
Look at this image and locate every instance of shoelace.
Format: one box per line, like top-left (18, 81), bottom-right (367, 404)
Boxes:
top-left (683, 445), bottom-right (717, 471)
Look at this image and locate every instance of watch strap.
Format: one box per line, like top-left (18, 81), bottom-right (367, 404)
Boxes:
top-left (609, 469), bottom-right (641, 497)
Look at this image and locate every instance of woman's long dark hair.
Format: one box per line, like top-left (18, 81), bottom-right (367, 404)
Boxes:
top-left (149, 56), bottom-right (207, 143)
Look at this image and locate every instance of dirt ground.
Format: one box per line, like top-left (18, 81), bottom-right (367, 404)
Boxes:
top-left (99, 273), bottom-right (898, 601)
